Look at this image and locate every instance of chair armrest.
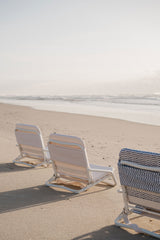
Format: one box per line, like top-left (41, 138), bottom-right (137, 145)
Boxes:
top-left (88, 167), bottom-right (113, 173)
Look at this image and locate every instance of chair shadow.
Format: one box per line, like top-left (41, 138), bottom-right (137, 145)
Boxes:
top-left (0, 184), bottom-right (110, 214)
top-left (73, 224), bottom-right (156, 240)
top-left (0, 162), bottom-right (33, 173)
top-left (0, 185), bottom-right (73, 213)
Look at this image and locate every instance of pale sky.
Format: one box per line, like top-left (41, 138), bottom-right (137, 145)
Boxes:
top-left (1, 0), bottom-right (160, 95)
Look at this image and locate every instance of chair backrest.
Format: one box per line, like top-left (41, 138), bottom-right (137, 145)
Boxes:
top-left (15, 123), bottom-right (45, 160)
top-left (118, 148), bottom-right (160, 211)
top-left (48, 133), bottom-right (91, 183)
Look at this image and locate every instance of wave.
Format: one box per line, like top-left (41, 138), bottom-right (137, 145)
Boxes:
top-left (0, 94), bottom-right (160, 107)
top-left (1, 94), bottom-right (160, 126)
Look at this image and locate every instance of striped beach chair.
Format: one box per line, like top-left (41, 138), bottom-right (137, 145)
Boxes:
top-left (115, 148), bottom-right (160, 238)
top-left (46, 133), bottom-right (117, 193)
top-left (13, 123), bottom-right (50, 167)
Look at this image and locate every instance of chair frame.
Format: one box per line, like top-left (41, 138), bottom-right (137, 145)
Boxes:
top-left (46, 134), bottom-right (117, 193)
top-left (13, 124), bottom-right (50, 168)
top-left (115, 148), bottom-right (160, 239)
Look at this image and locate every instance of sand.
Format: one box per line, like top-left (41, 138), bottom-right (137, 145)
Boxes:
top-left (0, 103), bottom-right (159, 240)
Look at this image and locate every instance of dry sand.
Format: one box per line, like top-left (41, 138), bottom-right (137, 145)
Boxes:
top-left (0, 103), bottom-right (159, 240)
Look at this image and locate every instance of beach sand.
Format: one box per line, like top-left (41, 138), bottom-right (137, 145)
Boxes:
top-left (0, 103), bottom-right (159, 240)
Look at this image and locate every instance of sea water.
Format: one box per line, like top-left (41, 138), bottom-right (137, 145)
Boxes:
top-left (0, 94), bottom-right (160, 126)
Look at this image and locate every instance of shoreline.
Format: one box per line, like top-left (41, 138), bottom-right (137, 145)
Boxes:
top-left (0, 101), bottom-right (160, 128)
top-left (0, 103), bottom-right (160, 240)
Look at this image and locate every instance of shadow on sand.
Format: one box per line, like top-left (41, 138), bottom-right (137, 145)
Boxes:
top-left (0, 185), bottom-right (72, 213)
top-left (0, 184), bottom-right (111, 214)
top-left (73, 224), bottom-right (155, 240)
top-left (0, 162), bottom-right (33, 173)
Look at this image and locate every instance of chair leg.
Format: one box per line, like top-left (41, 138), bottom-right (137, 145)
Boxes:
top-left (13, 155), bottom-right (23, 163)
top-left (115, 210), bottom-right (160, 239)
top-left (13, 155), bottom-right (34, 167)
top-left (13, 155), bottom-right (48, 168)
top-left (45, 175), bottom-right (57, 185)
top-left (102, 172), bottom-right (117, 186)
top-left (110, 172), bottom-right (117, 186)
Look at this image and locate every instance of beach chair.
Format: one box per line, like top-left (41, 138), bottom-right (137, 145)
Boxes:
top-left (45, 133), bottom-right (117, 193)
top-left (115, 148), bottom-right (160, 238)
top-left (13, 123), bottom-right (50, 167)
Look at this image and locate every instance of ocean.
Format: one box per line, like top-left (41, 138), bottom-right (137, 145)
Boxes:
top-left (0, 94), bottom-right (160, 126)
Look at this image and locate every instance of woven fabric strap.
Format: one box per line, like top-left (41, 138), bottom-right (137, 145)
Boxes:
top-left (118, 148), bottom-right (160, 194)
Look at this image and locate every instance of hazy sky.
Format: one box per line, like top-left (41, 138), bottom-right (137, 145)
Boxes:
top-left (1, 0), bottom-right (160, 95)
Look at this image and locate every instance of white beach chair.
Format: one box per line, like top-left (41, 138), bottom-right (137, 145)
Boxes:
top-left (13, 123), bottom-right (50, 167)
top-left (45, 133), bottom-right (117, 193)
top-left (115, 148), bottom-right (160, 238)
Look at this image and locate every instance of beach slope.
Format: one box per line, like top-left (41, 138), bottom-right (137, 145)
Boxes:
top-left (0, 103), bottom-right (159, 240)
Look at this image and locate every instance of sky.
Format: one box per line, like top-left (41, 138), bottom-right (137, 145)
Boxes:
top-left (0, 0), bottom-right (160, 95)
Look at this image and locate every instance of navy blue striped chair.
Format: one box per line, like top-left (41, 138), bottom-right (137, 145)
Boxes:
top-left (115, 148), bottom-right (160, 238)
